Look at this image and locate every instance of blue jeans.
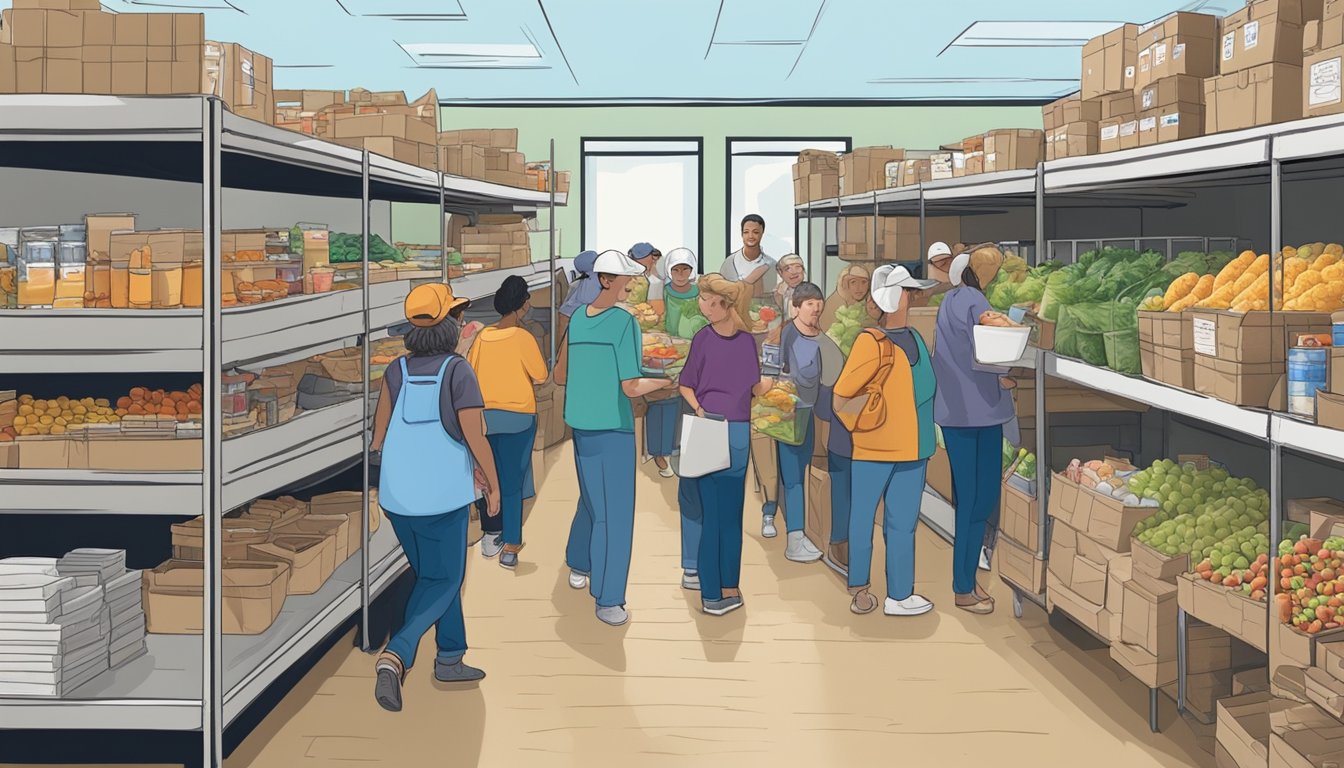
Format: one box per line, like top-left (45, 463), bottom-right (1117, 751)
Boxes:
top-left (828, 452), bottom-right (852, 544)
top-left (678, 475), bottom-right (702, 572)
top-left (848, 459), bottom-right (927, 600)
top-left (565, 429), bottom-right (637, 608)
top-left (944, 425), bottom-right (1004, 594)
top-left (385, 507), bottom-right (470, 669)
top-left (697, 422), bottom-right (751, 602)
top-left (645, 397), bottom-right (680, 458)
top-left (485, 417), bottom-right (537, 547)
top-left (775, 413), bottom-right (814, 534)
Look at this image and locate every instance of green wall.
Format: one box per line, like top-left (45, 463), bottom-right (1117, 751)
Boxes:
top-left (393, 104), bottom-right (1044, 270)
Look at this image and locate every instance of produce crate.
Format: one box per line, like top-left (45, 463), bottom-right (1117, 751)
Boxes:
top-left (998, 536), bottom-right (1045, 594)
top-left (144, 560), bottom-right (289, 635)
top-left (999, 479), bottom-right (1040, 551)
top-left (1131, 537), bottom-right (1191, 581)
top-left (1178, 571), bottom-right (1268, 653)
top-left (1046, 469), bottom-right (1149, 552)
top-left (1217, 691), bottom-right (1293, 768)
top-left (1189, 310), bottom-right (1334, 409)
top-left (1047, 570), bottom-right (1114, 641)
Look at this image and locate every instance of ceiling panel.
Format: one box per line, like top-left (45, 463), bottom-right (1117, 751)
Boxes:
top-left (98, 0), bottom-right (1222, 102)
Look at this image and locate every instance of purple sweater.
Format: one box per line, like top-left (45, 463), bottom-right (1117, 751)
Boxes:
top-left (680, 325), bottom-right (761, 422)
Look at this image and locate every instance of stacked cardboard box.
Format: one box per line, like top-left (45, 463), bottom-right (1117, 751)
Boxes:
top-left (792, 149), bottom-right (840, 204)
top-left (962, 134), bottom-right (985, 174)
top-left (523, 162), bottom-right (572, 194)
top-left (1205, 0), bottom-right (1315, 133)
top-left (1097, 91), bottom-right (1139, 153)
top-left (274, 88), bottom-right (438, 170)
top-left (1082, 24), bottom-right (1140, 100)
top-left (1136, 12), bottom-right (1222, 91)
top-left (836, 214), bottom-right (960, 263)
top-left (929, 146), bottom-right (965, 180)
top-left (1136, 74), bottom-right (1206, 146)
top-left (1303, 3), bottom-right (1344, 117)
top-left (450, 213), bottom-right (531, 273)
top-left (838, 147), bottom-right (904, 196)
top-left (997, 479), bottom-right (1045, 595)
top-left (437, 128), bottom-right (536, 188)
top-left (1219, 692), bottom-right (1299, 767)
top-left (983, 129), bottom-right (1045, 172)
top-left (0, 4), bottom-right (270, 122)
top-left (1139, 309), bottom-right (1196, 389)
top-left (1043, 93), bottom-right (1101, 161)
top-left (1189, 309), bottom-right (1333, 409)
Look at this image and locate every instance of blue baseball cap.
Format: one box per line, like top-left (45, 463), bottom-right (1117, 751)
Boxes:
top-left (629, 242), bottom-right (659, 261)
top-left (574, 250), bottom-right (598, 277)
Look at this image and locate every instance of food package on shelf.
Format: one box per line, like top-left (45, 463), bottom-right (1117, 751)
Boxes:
top-left (1047, 455), bottom-right (1148, 552)
top-left (247, 534), bottom-right (335, 595)
top-left (144, 560), bottom-right (289, 635)
top-left (1190, 308), bottom-right (1332, 410)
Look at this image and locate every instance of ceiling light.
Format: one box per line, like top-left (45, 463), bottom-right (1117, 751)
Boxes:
top-left (336, 0), bottom-right (465, 19)
top-left (119, 0), bottom-right (240, 8)
top-left (945, 20), bottom-right (1127, 50)
top-left (712, 0), bottom-right (822, 45)
top-left (396, 41), bottom-right (546, 69)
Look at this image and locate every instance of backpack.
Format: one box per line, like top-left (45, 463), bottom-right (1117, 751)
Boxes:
top-left (834, 329), bottom-right (898, 434)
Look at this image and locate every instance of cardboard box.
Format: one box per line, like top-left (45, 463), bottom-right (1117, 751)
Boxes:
top-left (1233, 667), bottom-right (1271, 695)
top-left (247, 535), bottom-right (334, 596)
top-left (170, 516), bottom-right (270, 561)
top-left (437, 128), bottom-right (517, 150)
top-left (1082, 24), bottom-right (1139, 98)
top-left (1071, 551), bottom-right (1110, 605)
top-left (962, 134), bottom-right (984, 174)
top-left (1280, 619), bottom-right (1344, 669)
top-left (1217, 691), bottom-right (1293, 768)
top-left (202, 41), bottom-right (273, 121)
top-left (1052, 121), bottom-right (1100, 159)
top-left (839, 147), bottom-right (904, 196)
top-left (1048, 519), bottom-right (1079, 585)
top-left (1195, 355), bottom-right (1287, 409)
top-left (998, 480), bottom-right (1039, 550)
top-left (143, 560), bottom-right (289, 635)
top-left (805, 464), bottom-right (832, 550)
top-left (983, 129), bottom-right (1043, 172)
top-left (1205, 62), bottom-right (1304, 132)
top-left (1139, 74), bottom-right (1206, 113)
top-left (1190, 310), bottom-right (1331, 406)
top-left (281, 514), bottom-right (351, 564)
top-left (1222, 0), bottom-right (1308, 74)
top-left (1178, 571), bottom-right (1269, 652)
top-left (998, 536), bottom-right (1045, 594)
top-left (1318, 389), bottom-right (1344, 429)
top-left (1306, 666), bottom-right (1344, 718)
top-left (1334, 347), bottom-right (1344, 395)
top-left (1304, 44), bottom-right (1344, 116)
top-left (1131, 538), bottom-right (1191, 581)
top-left (1317, 638), bottom-right (1344, 683)
top-left (1095, 90), bottom-right (1137, 120)
top-left (1046, 470), bottom-right (1149, 551)
top-left (1112, 637), bottom-right (1178, 687)
top-left (1139, 12), bottom-right (1222, 87)
top-left (1108, 553), bottom-right (1133, 618)
top-left (330, 111), bottom-right (437, 146)
top-left (1269, 701), bottom-right (1344, 768)
top-left (1121, 575), bottom-right (1180, 656)
top-left (1047, 571), bottom-right (1113, 640)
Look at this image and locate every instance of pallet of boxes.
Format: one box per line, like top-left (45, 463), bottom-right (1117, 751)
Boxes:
top-left (144, 491), bottom-right (380, 636)
top-left (1206, 0), bottom-right (1318, 135)
top-left (274, 88), bottom-right (439, 171)
top-left (792, 149), bottom-right (840, 205)
top-left (0, 1), bottom-right (272, 122)
top-left (1252, 497), bottom-right (1344, 767)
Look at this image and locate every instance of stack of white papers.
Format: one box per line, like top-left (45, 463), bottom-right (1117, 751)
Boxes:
top-left (57, 549), bottom-right (127, 585)
top-left (0, 573), bottom-right (110, 697)
top-left (104, 569), bottom-right (146, 668)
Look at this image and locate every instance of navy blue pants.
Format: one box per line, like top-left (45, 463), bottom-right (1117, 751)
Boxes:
top-left (385, 506), bottom-right (470, 668)
top-left (943, 424), bottom-right (1003, 594)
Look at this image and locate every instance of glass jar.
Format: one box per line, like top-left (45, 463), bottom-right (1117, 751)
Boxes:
top-left (18, 227), bottom-right (58, 308)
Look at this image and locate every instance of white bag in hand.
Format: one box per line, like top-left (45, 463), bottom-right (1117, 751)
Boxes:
top-left (675, 413), bottom-right (731, 478)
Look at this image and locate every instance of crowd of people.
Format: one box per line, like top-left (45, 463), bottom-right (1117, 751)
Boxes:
top-left (368, 214), bottom-right (1022, 712)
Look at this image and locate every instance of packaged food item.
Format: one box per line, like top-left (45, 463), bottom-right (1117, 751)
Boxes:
top-left (0, 228), bottom-right (17, 309)
top-left (53, 225), bottom-right (87, 309)
top-left (17, 227), bottom-right (58, 308)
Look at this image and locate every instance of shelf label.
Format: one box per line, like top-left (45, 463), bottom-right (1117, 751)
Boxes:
top-left (1223, 33), bottom-right (1235, 61)
top-left (1244, 21), bottom-right (1260, 51)
top-left (1309, 57), bottom-right (1343, 108)
top-left (1193, 317), bottom-right (1217, 357)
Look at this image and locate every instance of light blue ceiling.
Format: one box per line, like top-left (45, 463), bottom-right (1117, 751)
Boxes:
top-left (105, 0), bottom-right (1239, 102)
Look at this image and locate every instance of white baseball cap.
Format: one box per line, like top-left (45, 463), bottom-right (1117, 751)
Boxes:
top-left (592, 249), bottom-right (646, 277)
top-left (948, 250), bottom-right (972, 286)
top-left (927, 241), bottom-right (953, 262)
top-left (871, 264), bottom-right (938, 313)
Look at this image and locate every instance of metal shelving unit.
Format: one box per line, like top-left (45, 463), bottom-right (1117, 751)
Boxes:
top-left (0, 94), bottom-right (565, 766)
top-left (796, 113), bottom-right (1344, 735)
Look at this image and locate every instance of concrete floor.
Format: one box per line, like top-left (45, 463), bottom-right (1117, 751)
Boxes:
top-left (226, 446), bottom-right (1215, 768)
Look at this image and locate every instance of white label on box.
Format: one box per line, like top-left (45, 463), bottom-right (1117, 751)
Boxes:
top-left (1120, 120), bottom-right (1138, 137)
top-left (1310, 57), bottom-right (1343, 107)
top-left (1125, 65), bottom-right (1136, 80)
top-left (1140, 116), bottom-right (1157, 132)
top-left (1161, 113), bottom-right (1181, 127)
top-left (1142, 88), bottom-right (1155, 110)
top-left (1193, 317), bottom-right (1217, 356)
top-left (1139, 49), bottom-right (1151, 73)
top-left (1244, 20), bottom-right (1260, 50)
top-left (1223, 32), bottom-right (1235, 60)
top-left (1174, 43), bottom-right (1186, 61)
top-left (986, 152), bottom-right (996, 164)
top-left (1155, 43), bottom-right (1168, 66)
top-left (1101, 124), bottom-right (1120, 140)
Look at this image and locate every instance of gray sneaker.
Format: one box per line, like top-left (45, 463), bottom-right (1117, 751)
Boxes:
top-left (681, 570), bottom-right (700, 590)
top-left (761, 515), bottom-right (778, 538)
top-left (480, 535), bottom-right (503, 559)
top-left (596, 605), bottom-right (629, 626)
top-left (785, 531), bottom-right (823, 563)
top-left (434, 657), bottom-right (486, 683)
top-left (374, 654), bottom-right (404, 712)
top-left (500, 550), bottom-right (518, 569)
top-left (703, 596), bottom-right (744, 616)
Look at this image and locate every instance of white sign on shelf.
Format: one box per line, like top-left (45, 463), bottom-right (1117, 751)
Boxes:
top-left (1193, 317), bottom-right (1217, 357)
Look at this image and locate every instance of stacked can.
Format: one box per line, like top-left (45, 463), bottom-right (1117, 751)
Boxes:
top-left (1288, 347), bottom-right (1330, 418)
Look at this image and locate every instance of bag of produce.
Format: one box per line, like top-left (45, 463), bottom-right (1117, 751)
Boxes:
top-left (751, 380), bottom-right (806, 445)
top-left (825, 301), bottom-right (867, 357)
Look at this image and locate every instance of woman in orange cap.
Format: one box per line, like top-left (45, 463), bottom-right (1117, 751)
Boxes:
top-left (370, 282), bottom-right (500, 712)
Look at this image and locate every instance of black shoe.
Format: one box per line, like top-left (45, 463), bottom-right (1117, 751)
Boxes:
top-left (434, 658), bottom-right (486, 683)
top-left (375, 667), bottom-right (402, 711)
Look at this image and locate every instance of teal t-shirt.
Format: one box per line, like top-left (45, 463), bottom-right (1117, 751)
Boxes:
top-left (564, 305), bottom-right (642, 432)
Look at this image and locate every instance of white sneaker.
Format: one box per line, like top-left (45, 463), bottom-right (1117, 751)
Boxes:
top-left (480, 535), bottom-right (503, 559)
top-left (681, 570), bottom-right (700, 590)
top-left (596, 605), bottom-right (629, 626)
top-left (885, 595), bottom-right (934, 617)
top-left (979, 546), bottom-right (992, 571)
top-left (568, 570), bottom-right (588, 590)
top-left (659, 465), bottom-right (675, 478)
top-left (785, 531), bottom-right (822, 563)
top-left (761, 516), bottom-right (778, 538)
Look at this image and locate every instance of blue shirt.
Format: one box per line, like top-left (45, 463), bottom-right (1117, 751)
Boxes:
top-left (563, 306), bottom-right (642, 432)
top-left (932, 286), bottom-right (1015, 428)
top-left (559, 275), bottom-right (603, 318)
top-left (780, 322), bottom-right (822, 409)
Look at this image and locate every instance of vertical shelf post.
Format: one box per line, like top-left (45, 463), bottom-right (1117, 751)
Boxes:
top-left (1035, 164), bottom-right (1049, 559)
top-left (201, 95), bottom-right (224, 768)
top-left (439, 171), bottom-right (448, 283)
top-left (359, 150), bottom-right (372, 650)
top-left (918, 183), bottom-right (926, 272)
top-left (549, 139), bottom-right (557, 366)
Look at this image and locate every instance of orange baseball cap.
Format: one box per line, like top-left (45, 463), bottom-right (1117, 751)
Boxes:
top-left (404, 283), bottom-right (469, 327)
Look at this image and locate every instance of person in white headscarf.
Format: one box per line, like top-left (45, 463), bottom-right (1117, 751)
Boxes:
top-left (643, 248), bottom-right (702, 480)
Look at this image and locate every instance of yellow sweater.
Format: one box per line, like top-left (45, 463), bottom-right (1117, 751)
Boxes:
top-left (466, 326), bottom-right (548, 413)
top-left (833, 330), bottom-right (926, 462)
